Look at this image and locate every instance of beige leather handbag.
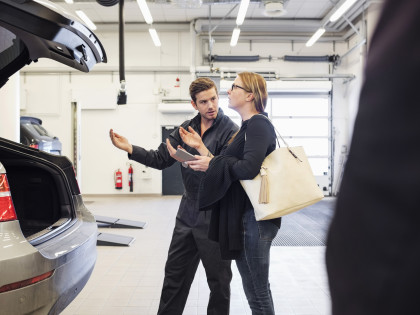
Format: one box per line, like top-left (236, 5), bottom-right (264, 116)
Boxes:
top-left (240, 116), bottom-right (324, 221)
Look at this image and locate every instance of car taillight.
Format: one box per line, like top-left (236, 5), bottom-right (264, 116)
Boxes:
top-left (29, 143), bottom-right (39, 149)
top-left (0, 270), bottom-right (54, 293)
top-left (0, 174), bottom-right (17, 222)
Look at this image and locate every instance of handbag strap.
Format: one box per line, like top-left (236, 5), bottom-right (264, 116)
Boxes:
top-left (255, 114), bottom-right (287, 148)
top-left (247, 114), bottom-right (303, 162)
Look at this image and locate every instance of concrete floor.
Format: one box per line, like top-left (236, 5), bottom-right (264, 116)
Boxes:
top-left (61, 195), bottom-right (331, 315)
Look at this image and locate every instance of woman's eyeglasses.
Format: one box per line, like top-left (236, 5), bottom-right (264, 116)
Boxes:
top-left (231, 83), bottom-right (249, 92)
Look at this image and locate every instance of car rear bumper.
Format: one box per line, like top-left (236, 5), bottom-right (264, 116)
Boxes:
top-left (0, 196), bottom-right (97, 315)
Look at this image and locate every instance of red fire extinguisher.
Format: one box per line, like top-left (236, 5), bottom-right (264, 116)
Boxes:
top-left (115, 169), bottom-right (123, 190)
top-left (128, 164), bottom-right (133, 192)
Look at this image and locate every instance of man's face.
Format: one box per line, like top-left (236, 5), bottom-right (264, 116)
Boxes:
top-left (191, 87), bottom-right (219, 122)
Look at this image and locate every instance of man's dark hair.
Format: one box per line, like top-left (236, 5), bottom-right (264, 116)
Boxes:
top-left (189, 78), bottom-right (218, 103)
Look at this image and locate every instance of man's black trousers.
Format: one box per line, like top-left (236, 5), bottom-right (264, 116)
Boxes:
top-left (158, 212), bottom-right (232, 315)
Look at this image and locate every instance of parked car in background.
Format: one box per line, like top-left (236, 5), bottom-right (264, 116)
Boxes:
top-left (20, 116), bottom-right (63, 155)
top-left (0, 0), bottom-right (107, 313)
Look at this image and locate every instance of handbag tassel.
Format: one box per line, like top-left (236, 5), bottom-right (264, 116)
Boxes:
top-left (259, 167), bottom-right (269, 204)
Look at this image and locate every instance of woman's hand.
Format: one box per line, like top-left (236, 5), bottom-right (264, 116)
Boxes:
top-left (109, 129), bottom-right (133, 154)
top-left (186, 156), bottom-right (211, 172)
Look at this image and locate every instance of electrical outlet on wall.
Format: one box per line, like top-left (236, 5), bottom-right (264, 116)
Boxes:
top-left (139, 165), bottom-right (151, 179)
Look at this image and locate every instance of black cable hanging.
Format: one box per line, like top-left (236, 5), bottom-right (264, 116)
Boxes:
top-left (117, 0), bottom-right (127, 105)
top-left (96, 0), bottom-right (126, 104)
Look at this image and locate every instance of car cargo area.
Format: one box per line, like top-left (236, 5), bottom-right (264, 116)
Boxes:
top-left (0, 149), bottom-right (73, 243)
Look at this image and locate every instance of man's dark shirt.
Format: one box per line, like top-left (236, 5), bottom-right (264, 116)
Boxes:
top-left (128, 108), bottom-right (239, 226)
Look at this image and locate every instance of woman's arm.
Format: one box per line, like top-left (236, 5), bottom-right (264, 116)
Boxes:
top-left (231, 117), bottom-right (275, 180)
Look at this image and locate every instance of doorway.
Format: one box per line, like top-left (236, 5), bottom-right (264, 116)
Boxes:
top-left (161, 126), bottom-right (184, 195)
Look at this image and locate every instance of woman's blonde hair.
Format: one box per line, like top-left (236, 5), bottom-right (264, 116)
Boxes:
top-left (227, 72), bottom-right (268, 144)
top-left (238, 72), bottom-right (267, 113)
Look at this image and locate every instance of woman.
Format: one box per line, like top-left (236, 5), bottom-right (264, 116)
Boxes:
top-left (178, 72), bottom-right (281, 315)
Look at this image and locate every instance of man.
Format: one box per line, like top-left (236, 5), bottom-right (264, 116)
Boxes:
top-left (109, 77), bottom-right (238, 315)
top-left (326, 1), bottom-right (420, 314)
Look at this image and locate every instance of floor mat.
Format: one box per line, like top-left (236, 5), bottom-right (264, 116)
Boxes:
top-left (272, 197), bottom-right (336, 246)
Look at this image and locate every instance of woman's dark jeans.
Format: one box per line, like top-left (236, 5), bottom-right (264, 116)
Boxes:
top-left (236, 207), bottom-right (280, 315)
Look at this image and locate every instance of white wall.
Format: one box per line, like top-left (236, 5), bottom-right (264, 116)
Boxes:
top-left (0, 73), bottom-right (20, 142)
top-left (20, 31), bottom-right (195, 195)
top-left (18, 6), bottom-right (382, 195)
top-left (330, 3), bottom-right (383, 193)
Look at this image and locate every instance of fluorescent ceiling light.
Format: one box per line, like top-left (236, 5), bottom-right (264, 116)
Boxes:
top-left (64, 0), bottom-right (73, 3)
top-left (149, 28), bottom-right (161, 47)
top-left (230, 27), bottom-right (241, 47)
top-left (305, 28), bottom-right (325, 47)
top-left (329, 0), bottom-right (358, 22)
top-left (75, 10), bottom-right (97, 30)
top-left (236, 0), bottom-right (250, 26)
top-left (137, 0), bottom-right (153, 24)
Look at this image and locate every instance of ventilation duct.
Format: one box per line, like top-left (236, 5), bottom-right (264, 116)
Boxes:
top-left (171, 0), bottom-right (203, 8)
top-left (263, 1), bottom-right (287, 17)
top-left (284, 55), bottom-right (340, 63)
top-left (210, 55), bottom-right (260, 62)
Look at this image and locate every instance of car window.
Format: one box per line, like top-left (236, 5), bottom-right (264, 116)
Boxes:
top-left (32, 124), bottom-right (53, 137)
top-left (21, 122), bottom-right (54, 138)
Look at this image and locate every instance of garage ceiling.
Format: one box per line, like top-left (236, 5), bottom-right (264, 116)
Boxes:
top-left (52, 0), bottom-right (380, 41)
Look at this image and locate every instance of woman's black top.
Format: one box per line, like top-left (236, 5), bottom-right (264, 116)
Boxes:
top-left (198, 113), bottom-right (281, 259)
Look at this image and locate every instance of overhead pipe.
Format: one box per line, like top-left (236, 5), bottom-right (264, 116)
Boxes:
top-left (194, 18), bottom-right (321, 34)
top-left (207, 55), bottom-right (339, 63)
top-left (196, 69), bottom-right (355, 81)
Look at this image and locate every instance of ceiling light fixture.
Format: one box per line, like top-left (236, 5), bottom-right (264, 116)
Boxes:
top-left (230, 0), bottom-right (249, 48)
top-left (64, 0), bottom-right (73, 3)
top-left (136, 0), bottom-right (153, 24)
top-left (230, 27), bottom-right (241, 47)
top-left (305, 28), bottom-right (325, 47)
top-left (236, 0), bottom-right (250, 26)
top-left (75, 10), bottom-right (97, 30)
top-left (329, 0), bottom-right (358, 22)
top-left (149, 28), bottom-right (161, 47)
top-left (304, 0), bottom-right (358, 48)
